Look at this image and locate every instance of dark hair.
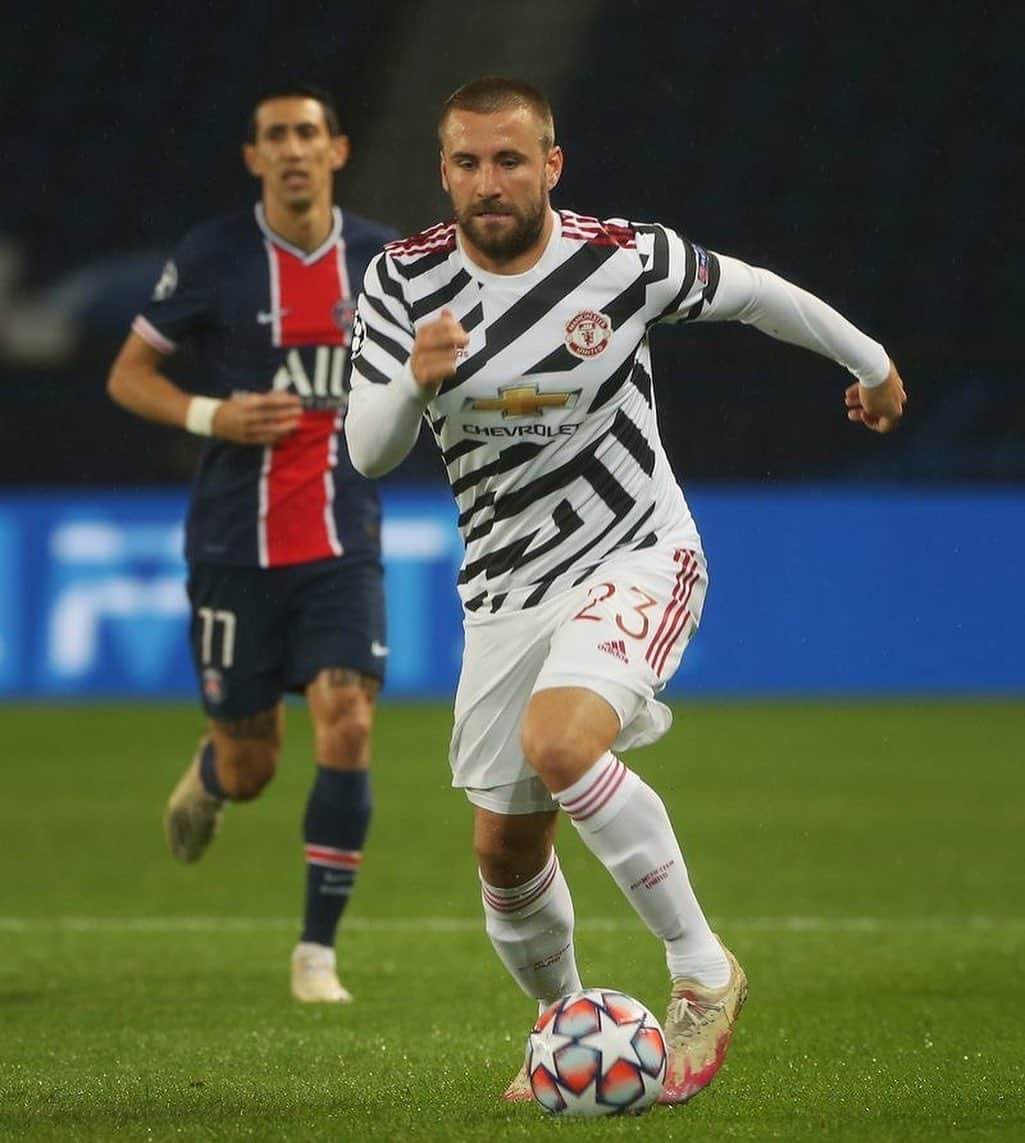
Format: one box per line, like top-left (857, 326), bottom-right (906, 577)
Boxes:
top-left (246, 82), bottom-right (342, 143)
top-left (438, 76), bottom-right (555, 151)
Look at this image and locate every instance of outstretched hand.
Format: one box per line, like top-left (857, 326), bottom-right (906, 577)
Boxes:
top-left (410, 308), bottom-right (469, 392)
top-left (845, 362), bottom-right (906, 433)
top-left (213, 391), bottom-right (303, 445)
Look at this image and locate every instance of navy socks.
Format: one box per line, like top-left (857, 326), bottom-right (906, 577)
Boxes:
top-left (197, 739), bottom-right (227, 800)
top-left (301, 767), bottom-right (372, 947)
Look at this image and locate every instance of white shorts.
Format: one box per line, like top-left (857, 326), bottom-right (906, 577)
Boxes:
top-left (450, 546), bottom-right (707, 813)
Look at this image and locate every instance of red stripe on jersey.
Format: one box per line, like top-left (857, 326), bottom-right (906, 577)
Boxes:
top-left (387, 221), bottom-right (457, 257)
top-left (561, 211), bottom-right (637, 249)
top-left (259, 245), bottom-right (348, 566)
top-left (274, 247), bottom-right (346, 347)
top-left (262, 410), bottom-right (341, 566)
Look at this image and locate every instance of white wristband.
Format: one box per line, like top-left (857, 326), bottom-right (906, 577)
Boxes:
top-left (185, 396), bottom-right (223, 437)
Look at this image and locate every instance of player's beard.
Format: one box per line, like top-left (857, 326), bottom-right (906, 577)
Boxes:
top-left (457, 187), bottom-right (548, 265)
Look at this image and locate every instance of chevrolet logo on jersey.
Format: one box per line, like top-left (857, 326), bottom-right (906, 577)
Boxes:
top-left (463, 384), bottom-right (581, 418)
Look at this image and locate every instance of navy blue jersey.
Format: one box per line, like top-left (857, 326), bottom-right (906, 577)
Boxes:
top-left (135, 205), bottom-right (398, 567)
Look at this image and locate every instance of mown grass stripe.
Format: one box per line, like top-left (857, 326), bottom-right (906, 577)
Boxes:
top-left (1, 914), bottom-right (1022, 934)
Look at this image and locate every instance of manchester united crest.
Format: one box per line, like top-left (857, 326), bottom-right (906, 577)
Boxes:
top-left (565, 310), bottom-right (612, 358)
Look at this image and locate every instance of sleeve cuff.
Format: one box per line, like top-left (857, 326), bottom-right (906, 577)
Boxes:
top-left (132, 315), bottom-right (176, 354)
top-left (855, 345), bottom-right (891, 388)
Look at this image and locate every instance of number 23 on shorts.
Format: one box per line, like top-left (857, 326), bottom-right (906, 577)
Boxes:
top-left (571, 551), bottom-right (705, 677)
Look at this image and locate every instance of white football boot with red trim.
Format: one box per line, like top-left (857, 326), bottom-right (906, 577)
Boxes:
top-left (501, 1062), bottom-right (532, 1102)
top-left (659, 941), bottom-right (748, 1104)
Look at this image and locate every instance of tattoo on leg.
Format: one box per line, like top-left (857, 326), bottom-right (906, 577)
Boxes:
top-left (215, 709), bottom-right (278, 741)
top-left (325, 668), bottom-right (361, 688)
top-left (323, 669), bottom-right (380, 698)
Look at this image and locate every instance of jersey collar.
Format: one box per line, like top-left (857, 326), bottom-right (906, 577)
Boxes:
top-left (456, 208), bottom-right (562, 286)
top-left (254, 204), bottom-right (343, 264)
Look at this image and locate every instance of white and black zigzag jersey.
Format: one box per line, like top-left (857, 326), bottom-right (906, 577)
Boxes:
top-left (352, 211), bottom-right (717, 613)
top-left (349, 209), bottom-right (889, 613)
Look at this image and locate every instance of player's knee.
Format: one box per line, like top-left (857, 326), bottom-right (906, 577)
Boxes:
top-left (475, 830), bottom-right (547, 887)
top-left (315, 693), bottom-right (374, 767)
top-left (520, 723), bottom-right (582, 791)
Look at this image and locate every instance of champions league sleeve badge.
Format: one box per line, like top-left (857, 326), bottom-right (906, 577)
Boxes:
top-left (348, 311), bottom-right (367, 359)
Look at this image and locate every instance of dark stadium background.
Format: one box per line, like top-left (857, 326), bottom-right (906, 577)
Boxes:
top-left (2, 0), bottom-right (1020, 488)
top-left (0, 0), bottom-right (1021, 702)
top-left (1, 11), bottom-right (1023, 1137)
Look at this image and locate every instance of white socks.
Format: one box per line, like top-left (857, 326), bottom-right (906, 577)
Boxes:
top-left (556, 752), bottom-right (730, 988)
top-left (480, 849), bottom-right (582, 1006)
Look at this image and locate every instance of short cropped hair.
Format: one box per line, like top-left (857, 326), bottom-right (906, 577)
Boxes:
top-left (246, 82), bottom-right (342, 143)
top-left (438, 76), bottom-right (555, 152)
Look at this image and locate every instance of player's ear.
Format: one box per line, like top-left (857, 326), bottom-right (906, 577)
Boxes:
top-left (331, 134), bottom-right (351, 172)
top-left (440, 150), bottom-right (450, 193)
top-left (545, 145), bottom-right (564, 191)
top-left (242, 143), bottom-right (262, 178)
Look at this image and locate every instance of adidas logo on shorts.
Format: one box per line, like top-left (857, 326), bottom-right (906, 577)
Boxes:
top-left (597, 638), bottom-right (629, 664)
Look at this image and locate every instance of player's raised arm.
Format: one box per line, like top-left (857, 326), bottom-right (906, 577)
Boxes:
top-left (683, 249), bottom-right (907, 432)
top-left (344, 247), bottom-right (469, 477)
top-left (107, 331), bottom-right (302, 445)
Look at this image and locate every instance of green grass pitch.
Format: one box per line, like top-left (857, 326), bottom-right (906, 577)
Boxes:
top-left (1, 700), bottom-right (1023, 1140)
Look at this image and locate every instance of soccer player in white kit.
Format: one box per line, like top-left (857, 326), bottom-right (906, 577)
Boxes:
top-left (344, 77), bottom-right (906, 1104)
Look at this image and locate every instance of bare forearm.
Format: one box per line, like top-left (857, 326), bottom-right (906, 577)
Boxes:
top-left (107, 331), bottom-right (300, 443)
top-left (107, 363), bottom-right (192, 428)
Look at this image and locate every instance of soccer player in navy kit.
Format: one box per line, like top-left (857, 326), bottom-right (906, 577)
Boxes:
top-left (107, 84), bottom-right (398, 1003)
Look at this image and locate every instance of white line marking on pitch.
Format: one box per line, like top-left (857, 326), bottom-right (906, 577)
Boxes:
top-left (0, 916), bottom-right (1022, 935)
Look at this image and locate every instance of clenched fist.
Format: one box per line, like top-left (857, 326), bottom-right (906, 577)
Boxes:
top-left (410, 308), bottom-right (469, 391)
top-left (845, 362), bottom-right (906, 434)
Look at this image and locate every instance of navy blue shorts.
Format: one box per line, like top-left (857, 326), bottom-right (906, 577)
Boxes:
top-left (186, 556), bottom-right (387, 720)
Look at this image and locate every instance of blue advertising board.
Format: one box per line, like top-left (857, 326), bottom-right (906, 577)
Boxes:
top-left (0, 487), bottom-right (1021, 700)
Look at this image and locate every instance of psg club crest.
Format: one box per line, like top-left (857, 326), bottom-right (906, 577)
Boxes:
top-left (202, 668), bottom-right (225, 706)
top-left (565, 310), bottom-right (612, 359)
top-left (333, 299), bottom-right (356, 339)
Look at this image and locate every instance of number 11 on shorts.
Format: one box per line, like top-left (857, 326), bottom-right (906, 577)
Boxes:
top-left (197, 607), bottom-right (237, 668)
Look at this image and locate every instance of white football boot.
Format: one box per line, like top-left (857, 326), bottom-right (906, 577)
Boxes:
top-left (164, 739), bottom-right (225, 863)
top-left (501, 1062), bottom-right (532, 1102)
top-left (659, 940), bottom-right (748, 1104)
top-left (503, 998), bottom-right (550, 1101)
top-left (290, 942), bottom-right (353, 1004)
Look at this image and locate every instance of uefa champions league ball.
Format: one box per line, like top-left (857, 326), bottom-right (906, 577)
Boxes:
top-left (524, 988), bottom-right (668, 1116)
